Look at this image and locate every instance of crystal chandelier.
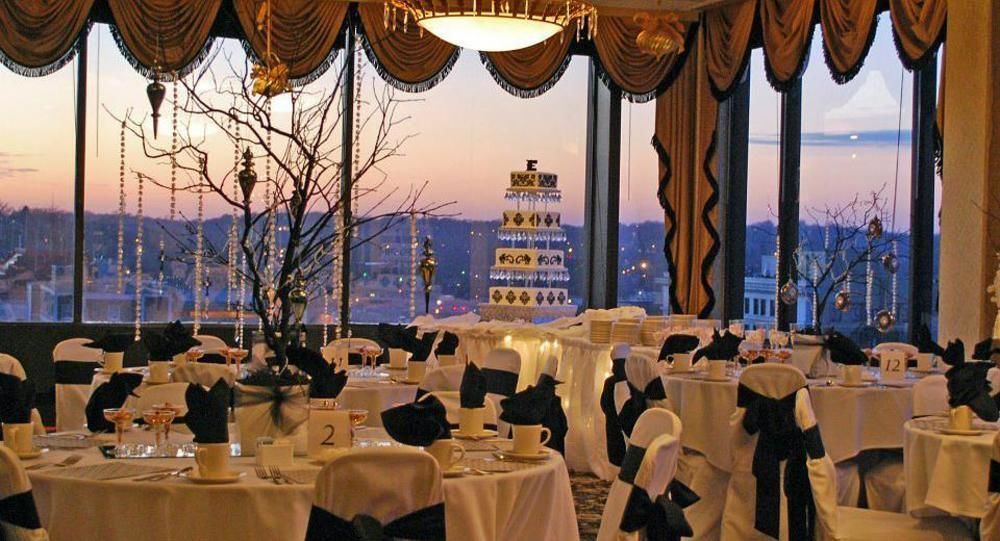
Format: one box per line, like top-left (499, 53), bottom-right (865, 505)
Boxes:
top-left (385, 0), bottom-right (597, 52)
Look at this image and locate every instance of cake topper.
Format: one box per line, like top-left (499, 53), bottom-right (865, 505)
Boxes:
top-left (526, 159), bottom-right (538, 171)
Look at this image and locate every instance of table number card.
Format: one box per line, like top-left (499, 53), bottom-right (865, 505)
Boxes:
top-left (880, 351), bottom-right (907, 381)
top-left (308, 409), bottom-right (351, 457)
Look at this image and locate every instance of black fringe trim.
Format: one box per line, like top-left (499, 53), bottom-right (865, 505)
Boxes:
top-left (822, 10), bottom-right (879, 85)
top-left (763, 7), bottom-right (818, 93)
top-left (697, 130), bottom-right (720, 318)
top-left (594, 20), bottom-right (700, 104)
top-left (239, 39), bottom-right (341, 88)
top-left (355, 18), bottom-right (460, 94)
top-left (890, 15), bottom-right (946, 72)
top-left (0, 21), bottom-right (92, 78)
top-left (933, 121), bottom-right (943, 178)
top-left (108, 23), bottom-right (216, 81)
top-left (653, 135), bottom-right (684, 315)
top-left (478, 50), bottom-right (573, 99)
top-left (708, 39), bottom-right (752, 102)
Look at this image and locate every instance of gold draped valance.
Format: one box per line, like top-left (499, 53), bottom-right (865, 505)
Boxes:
top-left (106, 0), bottom-right (222, 78)
top-left (703, 0), bottom-right (755, 100)
top-left (593, 15), bottom-right (696, 102)
top-left (480, 28), bottom-right (574, 98)
top-left (820, 0), bottom-right (879, 83)
top-left (759, 0), bottom-right (818, 91)
top-left (889, 0), bottom-right (946, 70)
top-left (232, 0), bottom-right (348, 85)
top-left (0, 0), bottom-right (95, 76)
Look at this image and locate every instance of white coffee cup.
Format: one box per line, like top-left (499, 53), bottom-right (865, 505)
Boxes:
top-left (101, 351), bottom-right (124, 373)
top-left (949, 405), bottom-right (973, 431)
top-left (708, 360), bottom-right (727, 380)
top-left (425, 440), bottom-right (466, 470)
top-left (437, 354), bottom-right (457, 367)
top-left (407, 361), bottom-right (426, 383)
top-left (389, 349), bottom-right (409, 369)
top-left (2, 423), bottom-right (33, 455)
top-left (195, 443), bottom-right (231, 478)
top-left (915, 353), bottom-right (935, 371)
top-left (669, 353), bottom-right (692, 372)
top-left (459, 407), bottom-right (485, 436)
top-left (842, 365), bottom-right (863, 385)
top-left (511, 424), bottom-right (551, 455)
top-left (148, 361), bottom-right (170, 383)
top-left (172, 353), bottom-right (188, 366)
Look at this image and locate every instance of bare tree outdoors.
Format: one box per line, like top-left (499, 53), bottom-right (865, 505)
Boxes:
top-left (111, 50), bottom-right (453, 367)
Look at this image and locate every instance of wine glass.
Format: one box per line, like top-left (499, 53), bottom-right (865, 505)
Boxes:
top-left (185, 348), bottom-right (204, 364)
top-left (152, 403), bottom-right (184, 442)
top-left (727, 320), bottom-right (745, 375)
top-left (142, 409), bottom-right (176, 448)
top-left (103, 408), bottom-right (135, 447)
top-left (788, 323), bottom-right (800, 348)
top-left (227, 348), bottom-right (248, 373)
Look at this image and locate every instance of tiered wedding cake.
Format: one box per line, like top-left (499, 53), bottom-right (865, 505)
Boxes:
top-left (480, 160), bottom-right (576, 322)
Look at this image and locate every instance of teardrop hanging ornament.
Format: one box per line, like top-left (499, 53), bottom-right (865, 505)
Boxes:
top-left (875, 309), bottom-right (895, 333)
top-left (288, 271), bottom-right (308, 324)
top-left (882, 252), bottom-right (899, 274)
top-left (237, 148), bottom-right (257, 202)
top-left (867, 216), bottom-right (883, 242)
top-left (146, 71), bottom-right (166, 138)
top-left (780, 280), bottom-right (799, 305)
top-left (834, 290), bottom-right (851, 312)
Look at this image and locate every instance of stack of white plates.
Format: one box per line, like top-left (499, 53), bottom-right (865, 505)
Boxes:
top-left (611, 320), bottom-right (641, 345)
top-left (640, 316), bottom-right (668, 346)
top-left (590, 320), bottom-right (613, 344)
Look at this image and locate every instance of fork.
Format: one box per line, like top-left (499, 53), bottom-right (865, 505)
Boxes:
top-left (269, 466), bottom-right (296, 484)
top-left (256, 466), bottom-right (281, 484)
top-left (26, 454), bottom-right (83, 470)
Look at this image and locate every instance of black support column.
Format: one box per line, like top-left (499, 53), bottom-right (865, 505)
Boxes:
top-left (718, 71), bottom-right (751, 325)
top-left (73, 30), bottom-right (89, 324)
top-left (909, 55), bottom-right (937, 341)
top-left (339, 21), bottom-right (355, 334)
top-left (583, 59), bottom-right (622, 309)
top-left (776, 80), bottom-right (802, 330)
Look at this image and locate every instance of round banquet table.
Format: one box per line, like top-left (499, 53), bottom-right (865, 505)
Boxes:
top-left (27, 428), bottom-right (578, 541)
top-left (904, 416), bottom-right (998, 518)
top-left (663, 371), bottom-right (915, 471)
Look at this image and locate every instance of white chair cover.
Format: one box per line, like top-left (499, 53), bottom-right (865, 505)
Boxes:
top-left (234, 383), bottom-right (308, 456)
top-left (428, 391), bottom-right (498, 429)
top-left (597, 408), bottom-right (686, 541)
top-left (51, 338), bottom-right (102, 432)
top-left (130, 383), bottom-right (189, 413)
top-left (982, 432), bottom-right (1000, 541)
top-left (307, 448), bottom-right (444, 540)
top-left (623, 354), bottom-right (673, 412)
top-left (483, 348), bottom-right (521, 438)
top-left (913, 375), bottom-right (949, 417)
top-left (611, 343), bottom-right (632, 362)
top-left (417, 365), bottom-right (465, 396)
top-left (0, 354), bottom-right (44, 436)
top-left (171, 363), bottom-right (237, 388)
top-left (0, 445), bottom-right (48, 541)
top-left (873, 342), bottom-right (919, 358)
top-left (193, 335), bottom-right (228, 354)
top-left (539, 355), bottom-right (559, 380)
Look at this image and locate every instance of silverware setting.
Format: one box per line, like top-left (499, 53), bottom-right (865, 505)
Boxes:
top-left (25, 454), bottom-right (83, 470)
top-left (255, 466), bottom-right (297, 484)
top-left (132, 466), bottom-right (192, 482)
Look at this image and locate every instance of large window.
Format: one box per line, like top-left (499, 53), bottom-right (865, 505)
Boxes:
top-left (799, 14), bottom-right (913, 343)
top-left (617, 100), bottom-right (670, 314)
top-left (350, 52), bottom-right (588, 323)
top-left (0, 55), bottom-right (77, 321)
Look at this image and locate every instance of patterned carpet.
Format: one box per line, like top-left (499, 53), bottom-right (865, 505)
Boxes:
top-left (570, 472), bottom-right (612, 540)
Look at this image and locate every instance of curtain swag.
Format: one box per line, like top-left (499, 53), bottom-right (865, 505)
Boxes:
top-left (759, 0), bottom-right (818, 92)
top-left (703, 0), bottom-right (755, 101)
top-left (106, 0), bottom-right (222, 79)
top-left (820, 0), bottom-right (879, 84)
top-left (0, 0), bottom-right (95, 77)
top-left (480, 27), bottom-right (575, 99)
top-left (889, 0), bottom-right (946, 71)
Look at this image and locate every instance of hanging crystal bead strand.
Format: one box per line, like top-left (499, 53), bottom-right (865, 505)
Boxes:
top-left (134, 172), bottom-right (144, 340)
top-left (116, 120), bottom-right (127, 295)
top-left (193, 158), bottom-right (205, 335)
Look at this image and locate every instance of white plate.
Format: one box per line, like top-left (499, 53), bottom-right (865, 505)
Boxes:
top-left (17, 448), bottom-right (45, 460)
top-left (938, 427), bottom-right (988, 436)
top-left (183, 470), bottom-right (245, 484)
top-left (701, 376), bottom-right (731, 383)
top-left (452, 429), bottom-right (499, 440)
top-left (493, 449), bottom-right (551, 462)
top-left (391, 378), bottom-right (422, 385)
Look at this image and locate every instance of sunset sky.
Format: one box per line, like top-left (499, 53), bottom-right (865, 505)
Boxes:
top-left (0, 13), bottom-right (924, 231)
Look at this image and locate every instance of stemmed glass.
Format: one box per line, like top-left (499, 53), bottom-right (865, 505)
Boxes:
top-left (142, 409), bottom-right (176, 448)
top-left (152, 403), bottom-right (184, 443)
top-left (727, 320), bottom-right (745, 375)
top-left (103, 408), bottom-right (135, 447)
top-left (185, 348), bottom-right (204, 364)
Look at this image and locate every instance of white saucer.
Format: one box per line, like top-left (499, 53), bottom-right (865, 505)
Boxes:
top-left (18, 448), bottom-right (45, 459)
top-left (701, 376), bottom-right (731, 383)
top-left (144, 379), bottom-right (170, 386)
top-left (835, 382), bottom-right (872, 388)
top-left (183, 470), bottom-right (244, 484)
top-left (442, 466), bottom-right (465, 478)
top-left (391, 378), bottom-right (422, 385)
top-left (452, 429), bottom-right (498, 440)
top-left (382, 366), bottom-right (407, 371)
top-left (494, 448), bottom-right (551, 462)
top-left (939, 427), bottom-right (987, 436)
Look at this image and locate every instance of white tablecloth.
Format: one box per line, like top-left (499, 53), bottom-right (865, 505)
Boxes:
top-left (663, 373), bottom-right (915, 471)
top-left (904, 417), bottom-right (997, 518)
top-left (27, 429), bottom-right (578, 541)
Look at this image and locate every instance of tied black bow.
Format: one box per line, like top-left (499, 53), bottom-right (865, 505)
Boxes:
top-left (304, 503), bottom-right (446, 541)
top-left (0, 490), bottom-right (41, 532)
top-left (618, 377), bottom-right (667, 438)
top-left (619, 481), bottom-right (699, 541)
top-left (737, 384), bottom-right (823, 541)
top-left (990, 460), bottom-right (1000, 494)
top-left (601, 358), bottom-right (629, 466)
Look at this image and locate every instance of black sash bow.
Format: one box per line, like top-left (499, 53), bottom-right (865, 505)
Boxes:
top-left (619, 479), bottom-right (699, 541)
top-left (990, 460), bottom-right (1000, 494)
top-left (0, 490), bottom-right (41, 532)
top-left (601, 358), bottom-right (629, 466)
top-left (481, 368), bottom-right (518, 397)
top-left (618, 377), bottom-right (667, 438)
top-left (54, 360), bottom-right (100, 385)
top-left (304, 503), bottom-right (446, 541)
top-left (737, 383), bottom-right (824, 541)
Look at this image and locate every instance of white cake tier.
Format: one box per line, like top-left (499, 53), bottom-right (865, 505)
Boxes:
top-left (488, 287), bottom-right (571, 307)
top-left (479, 303), bottom-right (577, 322)
top-left (500, 210), bottom-right (562, 230)
top-left (497, 229), bottom-right (567, 243)
top-left (489, 268), bottom-right (570, 282)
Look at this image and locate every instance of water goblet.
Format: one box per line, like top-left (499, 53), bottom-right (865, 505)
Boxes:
top-left (142, 409), bottom-right (176, 448)
top-left (103, 408), bottom-right (136, 447)
top-left (152, 402), bottom-right (184, 442)
top-left (227, 348), bottom-right (248, 372)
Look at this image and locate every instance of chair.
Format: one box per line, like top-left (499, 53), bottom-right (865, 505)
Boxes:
top-left (981, 431), bottom-right (1000, 541)
top-left (597, 408), bottom-right (688, 541)
top-left (193, 334), bottom-right (228, 353)
top-left (306, 448), bottom-right (445, 540)
top-left (0, 445), bottom-right (48, 540)
top-left (171, 363), bottom-right (237, 388)
top-left (428, 391), bottom-right (498, 430)
top-left (601, 344), bottom-right (632, 467)
top-left (415, 364), bottom-right (465, 400)
top-left (538, 355), bottom-right (559, 380)
top-left (130, 382), bottom-right (190, 414)
top-left (913, 375), bottom-right (949, 417)
top-left (873, 342), bottom-right (919, 358)
top-left (51, 338), bottom-right (102, 432)
top-left (0, 354), bottom-right (45, 436)
top-left (616, 354), bottom-right (673, 436)
top-left (323, 337), bottom-right (381, 366)
top-left (483, 348), bottom-right (521, 438)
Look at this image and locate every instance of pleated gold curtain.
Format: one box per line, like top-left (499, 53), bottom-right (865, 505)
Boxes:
top-left (106, 0), bottom-right (222, 77)
top-left (356, 3), bottom-right (459, 92)
top-left (0, 0), bottom-right (95, 76)
top-left (889, 0), bottom-right (946, 70)
top-left (593, 15), bottom-right (696, 102)
top-left (232, 0), bottom-right (349, 85)
top-left (481, 28), bottom-right (575, 98)
top-left (654, 31), bottom-right (720, 317)
top-left (819, 0), bottom-right (879, 83)
top-left (703, 0), bottom-right (755, 100)
top-left (759, 0), bottom-right (817, 91)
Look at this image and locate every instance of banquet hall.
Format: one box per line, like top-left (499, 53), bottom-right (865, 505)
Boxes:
top-left (0, 0), bottom-right (997, 539)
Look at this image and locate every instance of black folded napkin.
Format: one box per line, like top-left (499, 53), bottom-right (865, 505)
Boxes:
top-left (85, 372), bottom-right (144, 432)
top-left (940, 339), bottom-right (966, 368)
top-left (407, 331), bottom-right (439, 363)
top-left (377, 324), bottom-right (415, 350)
top-left (459, 362), bottom-right (487, 409)
top-left (658, 334), bottom-right (700, 360)
top-left (973, 338), bottom-right (1000, 361)
top-left (825, 331), bottom-right (868, 365)
top-left (381, 394), bottom-right (451, 447)
top-left (0, 374), bottom-right (34, 425)
top-left (434, 332), bottom-right (460, 357)
top-left (500, 382), bottom-right (556, 426)
top-left (946, 361), bottom-right (999, 422)
top-left (144, 320), bottom-right (201, 361)
top-left (83, 333), bottom-right (134, 353)
top-left (185, 379), bottom-right (231, 444)
top-left (287, 345), bottom-right (348, 399)
top-left (535, 372), bottom-right (568, 455)
top-left (693, 330), bottom-right (742, 363)
top-left (914, 324), bottom-right (945, 356)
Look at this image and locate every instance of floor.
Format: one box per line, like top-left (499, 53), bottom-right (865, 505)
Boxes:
top-left (570, 472), bottom-right (611, 540)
